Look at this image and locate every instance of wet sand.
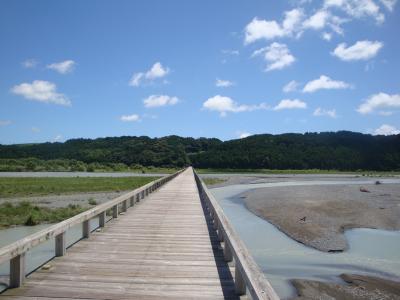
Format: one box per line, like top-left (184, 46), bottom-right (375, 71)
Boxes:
top-left (292, 274), bottom-right (400, 299)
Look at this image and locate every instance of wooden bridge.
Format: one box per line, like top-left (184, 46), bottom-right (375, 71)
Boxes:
top-left (0, 168), bottom-right (279, 300)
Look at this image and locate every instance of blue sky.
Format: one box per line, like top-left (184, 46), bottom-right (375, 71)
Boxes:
top-left (0, 0), bottom-right (399, 144)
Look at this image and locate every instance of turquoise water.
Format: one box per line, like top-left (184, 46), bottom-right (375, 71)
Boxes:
top-left (211, 180), bottom-right (400, 299)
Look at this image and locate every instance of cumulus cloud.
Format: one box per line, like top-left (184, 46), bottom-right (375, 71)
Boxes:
top-left (143, 95), bottom-right (179, 108)
top-left (253, 43), bottom-right (295, 71)
top-left (0, 120), bottom-right (11, 126)
top-left (129, 62), bottom-right (170, 87)
top-left (303, 10), bottom-right (331, 29)
top-left (216, 78), bottom-right (234, 87)
top-left (120, 114), bottom-right (141, 122)
top-left (313, 107), bottom-right (337, 118)
top-left (53, 135), bottom-right (63, 142)
top-left (11, 80), bottom-right (71, 106)
top-left (274, 99), bottom-right (307, 110)
top-left (357, 93), bottom-right (400, 114)
top-left (47, 60), bottom-right (75, 74)
top-left (22, 59), bottom-right (38, 68)
top-left (203, 95), bottom-right (268, 117)
top-left (322, 32), bottom-right (332, 41)
top-left (303, 75), bottom-right (351, 93)
top-left (374, 124), bottom-right (400, 135)
top-left (332, 40), bottom-right (383, 61)
top-left (324, 0), bottom-right (385, 23)
top-left (283, 80), bottom-right (300, 93)
top-left (244, 9), bottom-right (304, 44)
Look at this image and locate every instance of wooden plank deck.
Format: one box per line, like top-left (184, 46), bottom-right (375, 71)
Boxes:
top-left (0, 168), bottom-right (240, 300)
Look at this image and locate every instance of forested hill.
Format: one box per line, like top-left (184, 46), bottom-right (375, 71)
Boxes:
top-left (1, 132), bottom-right (399, 171)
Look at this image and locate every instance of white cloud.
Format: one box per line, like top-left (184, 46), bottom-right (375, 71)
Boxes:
top-left (129, 62), bottom-right (169, 87)
top-left (143, 95), bottom-right (179, 108)
top-left (374, 124), bottom-right (400, 135)
top-left (11, 80), bottom-right (71, 106)
top-left (313, 107), bottom-right (337, 117)
top-left (47, 60), bottom-right (75, 74)
top-left (216, 78), bottom-right (234, 87)
top-left (303, 75), bottom-right (351, 93)
top-left (283, 80), bottom-right (300, 93)
top-left (120, 114), bottom-right (141, 122)
top-left (380, 0), bottom-right (397, 11)
top-left (244, 9), bottom-right (304, 44)
top-left (322, 32), bottom-right (332, 41)
top-left (357, 93), bottom-right (400, 114)
top-left (203, 95), bottom-right (268, 117)
top-left (274, 99), bottom-right (307, 110)
top-left (0, 120), bottom-right (11, 126)
top-left (332, 40), bottom-right (383, 61)
top-left (303, 10), bottom-right (331, 29)
top-left (253, 43), bottom-right (295, 71)
top-left (22, 59), bottom-right (38, 68)
top-left (237, 131), bottom-right (252, 139)
top-left (324, 0), bottom-right (385, 23)
top-left (53, 135), bottom-right (63, 142)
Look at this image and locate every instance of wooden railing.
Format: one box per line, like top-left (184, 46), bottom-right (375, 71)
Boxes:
top-left (194, 170), bottom-right (280, 300)
top-left (0, 169), bottom-right (184, 288)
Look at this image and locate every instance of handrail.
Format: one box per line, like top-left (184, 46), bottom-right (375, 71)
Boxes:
top-left (193, 169), bottom-right (280, 300)
top-left (0, 168), bottom-right (185, 288)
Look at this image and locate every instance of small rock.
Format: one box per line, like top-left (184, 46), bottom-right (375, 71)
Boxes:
top-left (96, 228), bottom-right (102, 232)
top-left (359, 187), bottom-right (370, 193)
top-left (375, 180), bottom-right (382, 185)
top-left (41, 264), bottom-right (51, 270)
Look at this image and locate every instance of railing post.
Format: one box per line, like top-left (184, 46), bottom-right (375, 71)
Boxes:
top-left (9, 253), bottom-right (25, 288)
top-left (217, 223), bottom-right (224, 242)
top-left (122, 200), bottom-right (127, 212)
top-left (130, 196), bottom-right (134, 207)
top-left (141, 190), bottom-right (145, 199)
top-left (83, 220), bottom-right (90, 238)
top-left (235, 265), bottom-right (246, 295)
top-left (224, 239), bottom-right (233, 262)
top-left (55, 232), bottom-right (66, 257)
top-left (136, 193), bottom-right (140, 203)
top-left (113, 205), bottom-right (118, 218)
top-left (99, 211), bottom-right (106, 227)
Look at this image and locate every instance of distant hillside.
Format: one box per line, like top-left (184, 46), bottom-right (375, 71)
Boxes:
top-left (1, 132), bottom-right (399, 171)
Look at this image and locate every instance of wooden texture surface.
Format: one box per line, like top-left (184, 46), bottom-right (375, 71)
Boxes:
top-left (0, 168), bottom-right (241, 300)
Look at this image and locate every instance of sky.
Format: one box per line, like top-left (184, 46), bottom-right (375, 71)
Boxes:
top-left (0, 0), bottom-right (399, 144)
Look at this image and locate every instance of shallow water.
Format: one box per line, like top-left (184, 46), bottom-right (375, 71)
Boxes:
top-left (0, 217), bottom-right (104, 292)
top-left (210, 180), bottom-right (400, 299)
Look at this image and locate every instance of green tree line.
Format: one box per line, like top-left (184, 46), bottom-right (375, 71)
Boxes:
top-left (0, 132), bottom-right (399, 171)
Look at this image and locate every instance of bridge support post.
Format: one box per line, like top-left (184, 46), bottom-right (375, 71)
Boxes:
top-left (130, 196), bottom-right (134, 207)
top-left (113, 205), bottom-right (118, 218)
top-left (235, 265), bottom-right (246, 295)
top-left (83, 220), bottom-right (90, 238)
top-left (224, 239), bottom-right (233, 262)
top-left (122, 200), bottom-right (127, 212)
top-left (10, 253), bottom-right (25, 288)
top-left (99, 211), bottom-right (106, 227)
top-left (55, 232), bottom-right (66, 257)
top-left (136, 193), bottom-right (140, 203)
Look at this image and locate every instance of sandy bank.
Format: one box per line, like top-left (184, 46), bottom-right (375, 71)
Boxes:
top-left (291, 274), bottom-right (400, 299)
top-left (242, 183), bottom-right (400, 252)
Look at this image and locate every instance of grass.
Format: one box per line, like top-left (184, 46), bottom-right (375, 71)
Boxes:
top-left (196, 168), bottom-right (400, 176)
top-left (0, 176), bottom-right (160, 198)
top-left (0, 201), bottom-right (87, 228)
top-left (202, 177), bottom-right (227, 186)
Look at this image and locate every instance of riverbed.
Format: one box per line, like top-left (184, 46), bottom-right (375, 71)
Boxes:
top-left (210, 179), bottom-right (400, 299)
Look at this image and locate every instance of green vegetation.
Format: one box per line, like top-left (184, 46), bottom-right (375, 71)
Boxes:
top-left (202, 177), bottom-right (227, 186)
top-left (87, 198), bottom-right (97, 205)
top-left (0, 158), bottom-right (178, 173)
top-left (0, 132), bottom-right (399, 171)
top-left (0, 201), bottom-right (86, 228)
top-left (0, 176), bottom-right (159, 198)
